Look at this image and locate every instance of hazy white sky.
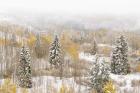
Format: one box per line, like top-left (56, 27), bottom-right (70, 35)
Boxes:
top-left (0, 0), bottom-right (140, 15)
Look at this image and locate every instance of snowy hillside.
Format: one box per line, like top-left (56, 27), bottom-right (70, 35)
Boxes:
top-left (79, 51), bottom-right (140, 93)
top-left (0, 12), bottom-right (139, 93)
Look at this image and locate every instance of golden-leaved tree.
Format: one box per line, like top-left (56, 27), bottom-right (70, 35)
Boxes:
top-left (0, 78), bottom-right (16, 93)
top-left (59, 84), bottom-right (75, 93)
top-left (60, 33), bottom-right (80, 77)
top-left (27, 33), bottom-right (36, 48)
top-left (103, 81), bottom-right (116, 93)
top-left (41, 34), bottom-right (52, 44)
top-left (61, 33), bottom-right (79, 61)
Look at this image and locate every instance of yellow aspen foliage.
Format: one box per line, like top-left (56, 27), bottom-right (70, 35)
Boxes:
top-left (41, 34), bottom-right (52, 44)
top-left (27, 34), bottom-right (36, 47)
top-left (59, 84), bottom-right (76, 93)
top-left (0, 38), bottom-right (6, 45)
top-left (90, 89), bottom-right (97, 93)
top-left (136, 64), bottom-right (140, 72)
top-left (103, 81), bottom-right (116, 93)
top-left (61, 33), bottom-right (79, 61)
top-left (16, 41), bottom-right (22, 47)
top-left (0, 78), bottom-right (16, 93)
top-left (0, 37), bottom-right (21, 47)
top-left (20, 88), bottom-right (29, 93)
top-left (59, 85), bottom-right (65, 93)
top-left (67, 44), bottom-right (79, 61)
top-left (66, 86), bottom-right (75, 93)
top-left (59, 84), bottom-right (67, 93)
top-left (135, 50), bottom-right (140, 56)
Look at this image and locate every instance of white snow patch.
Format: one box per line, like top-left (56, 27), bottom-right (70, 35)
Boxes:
top-left (16, 76), bottom-right (88, 93)
top-left (98, 44), bottom-right (114, 47)
top-left (79, 52), bottom-right (96, 62)
top-left (79, 52), bottom-right (110, 63)
top-left (110, 73), bottom-right (140, 93)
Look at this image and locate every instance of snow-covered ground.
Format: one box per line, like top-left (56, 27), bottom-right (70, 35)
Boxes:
top-left (17, 76), bottom-right (88, 93)
top-left (79, 52), bottom-right (96, 62)
top-left (1, 73), bottom-right (140, 93)
top-left (98, 44), bottom-right (114, 48)
top-left (110, 73), bottom-right (140, 93)
top-left (0, 76), bottom-right (88, 93)
top-left (31, 76), bottom-right (87, 93)
top-left (79, 52), bottom-right (110, 63)
top-left (1, 52), bottom-right (140, 93)
top-left (79, 52), bottom-right (140, 93)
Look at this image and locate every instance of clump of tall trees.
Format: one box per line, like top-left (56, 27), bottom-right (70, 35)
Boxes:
top-left (90, 35), bottom-right (130, 92)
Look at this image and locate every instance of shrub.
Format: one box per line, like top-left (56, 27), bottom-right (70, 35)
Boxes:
top-left (0, 78), bottom-right (16, 93)
top-left (103, 81), bottom-right (116, 93)
top-left (59, 83), bottom-right (76, 93)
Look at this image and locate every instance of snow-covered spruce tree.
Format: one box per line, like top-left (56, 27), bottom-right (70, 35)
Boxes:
top-left (111, 35), bottom-right (130, 75)
top-left (49, 35), bottom-right (63, 68)
top-left (90, 57), bottom-right (109, 93)
top-left (90, 39), bottom-right (98, 55)
top-left (16, 46), bottom-right (32, 88)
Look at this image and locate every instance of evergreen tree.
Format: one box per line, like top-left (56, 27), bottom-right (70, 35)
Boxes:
top-left (111, 35), bottom-right (130, 75)
top-left (90, 39), bottom-right (98, 55)
top-left (49, 35), bottom-right (63, 68)
top-left (16, 46), bottom-right (32, 88)
top-left (90, 57), bottom-right (109, 93)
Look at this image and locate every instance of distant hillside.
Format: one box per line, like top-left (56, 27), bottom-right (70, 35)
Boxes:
top-left (0, 13), bottom-right (140, 33)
